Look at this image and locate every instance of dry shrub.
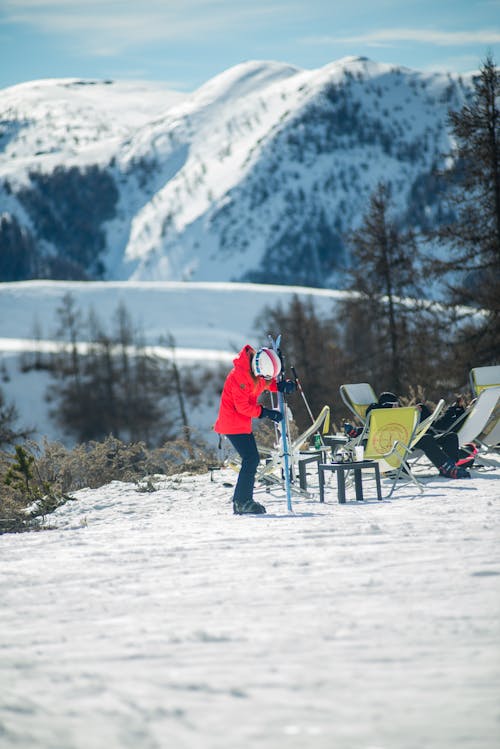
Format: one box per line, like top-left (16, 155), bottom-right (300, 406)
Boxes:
top-left (0, 478), bottom-right (31, 533)
top-left (0, 433), bottom-right (219, 533)
top-left (37, 432), bottom-right (219, 493)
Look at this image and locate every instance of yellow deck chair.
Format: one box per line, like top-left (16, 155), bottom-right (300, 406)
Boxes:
top-left (340, 383), bottom-right (377, 424)
top-left (364, 406), bottom-right (422, 496)
top-left (469, 366), bottom-right (500, 396)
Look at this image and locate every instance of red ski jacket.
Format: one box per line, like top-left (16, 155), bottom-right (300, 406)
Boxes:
top-left (214, 345), bottom-right (278, 435)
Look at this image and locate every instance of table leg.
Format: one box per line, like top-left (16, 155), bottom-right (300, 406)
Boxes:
top-left (299, 461), bottom-right (307, 490)
top-left (353, 468), bottom-right (364, 501)
top-left (337, 469), bottom-right (346, 504)
top-left (374, 464), bottom-right (382, 500)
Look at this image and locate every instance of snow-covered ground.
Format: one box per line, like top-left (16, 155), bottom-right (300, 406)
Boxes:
top-left (1, 461), bottom-right (499, 749)
top-left (1, 281), bottom-right (499, 748)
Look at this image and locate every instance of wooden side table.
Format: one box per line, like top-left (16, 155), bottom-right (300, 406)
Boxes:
top-left (318, 460), bottom-right (382, 503)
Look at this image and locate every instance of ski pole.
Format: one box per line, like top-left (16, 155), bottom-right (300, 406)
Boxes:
top-left (291, 366), bottom-right (315, 424)
top-left (291, 365), bottom-right (328, 448)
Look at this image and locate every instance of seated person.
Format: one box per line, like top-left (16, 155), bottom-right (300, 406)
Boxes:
top-left (345, 391), bottom-right (475, 479)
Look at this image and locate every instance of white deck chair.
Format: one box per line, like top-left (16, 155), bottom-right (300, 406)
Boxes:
top-left (454, 386), bottom-right (500, 464)
top-left (339, 383), bottom-right (377, 425)
top-left (469, 366), bottom-right (500, 396)
top-left (228, 405), bottom-right (331, 497)
top-left (480, 414), bottom-right (500, 451)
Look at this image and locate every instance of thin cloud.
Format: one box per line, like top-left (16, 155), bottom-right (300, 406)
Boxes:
top-left (420, 54), bottom-right (483, 74)
top-left (1, 0), bottom-right (298, 53)
top-left (303, 28), bottom-right (500, 47)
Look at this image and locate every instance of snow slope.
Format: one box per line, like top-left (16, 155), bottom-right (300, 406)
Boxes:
top-left (0, 279), bottom-right (349, 349)
top-left (0, 78), bottom-right (186, 169)
top-left (1, 464), bottom-right (499, 749)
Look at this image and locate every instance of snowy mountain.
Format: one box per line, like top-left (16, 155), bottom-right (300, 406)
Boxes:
top-left (0, 57), bottom-right (472, 286)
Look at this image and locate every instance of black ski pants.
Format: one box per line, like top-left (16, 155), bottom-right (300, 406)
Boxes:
top-left (227, 433), bottom-right (260, 504)
top-left (414, 431), bottom-right (459, 469)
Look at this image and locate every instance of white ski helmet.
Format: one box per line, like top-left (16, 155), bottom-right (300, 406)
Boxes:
top-left (252, 347), bottom-right (281, 379)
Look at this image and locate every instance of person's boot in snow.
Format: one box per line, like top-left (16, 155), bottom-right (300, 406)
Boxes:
top-left (439, 458), bottom-right (471, 479)
top-left (233, 498), bottom-right (267, 514)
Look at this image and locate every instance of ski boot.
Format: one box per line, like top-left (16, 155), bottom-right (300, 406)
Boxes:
top-left (439, 459), bottom-right (471, 479)
top-left (233, 498), bottom-right (267, 515)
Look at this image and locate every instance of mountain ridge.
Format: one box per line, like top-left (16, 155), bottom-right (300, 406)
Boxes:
top-left (0, 57), bottom-right (473, 286)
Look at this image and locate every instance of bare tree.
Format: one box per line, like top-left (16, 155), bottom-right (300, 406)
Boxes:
top-left (48, 296), bottom-right (175, 445)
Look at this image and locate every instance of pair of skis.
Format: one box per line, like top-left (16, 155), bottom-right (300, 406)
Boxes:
top-left (268, 334), bottom-right (293, 513)
top-left (268, 334), bottom-right (330, 513)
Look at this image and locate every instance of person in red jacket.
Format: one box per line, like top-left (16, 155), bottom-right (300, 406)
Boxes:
top-left (214, 344), bottom-right (295, 514)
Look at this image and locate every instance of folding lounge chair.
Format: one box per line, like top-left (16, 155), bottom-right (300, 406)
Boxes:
top-left (363, 406), bottom-right (422, 497)
top-left (412, 399), bottom-right (445, 440)
top-left (228, 405), bottom-right (331, 497)
top-left (454, 386), bottom-right (500, 463)
top-left (344, 398), bottom-right (445, 457)
top-left (340, 383), bottom-right (377, 425)
top-left (480, 414), bottom-right (500, 451)
top-left (469, 365), bottom-right (500, 396)
top-left (405, 399), bottom-right (445, 466)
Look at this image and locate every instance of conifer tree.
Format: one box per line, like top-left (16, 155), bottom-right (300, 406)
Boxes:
top-left (0, 389), bottom-right (32, 448)
top-left (432, 54), bottom-right (500, 363)
top-left (4, 445), bottom-right (38, 499)
top-left (339, 182), bottom-right (423, 394)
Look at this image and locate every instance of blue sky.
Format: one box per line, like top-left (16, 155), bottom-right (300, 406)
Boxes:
top-left (1, 0), bottom-right (499, 91)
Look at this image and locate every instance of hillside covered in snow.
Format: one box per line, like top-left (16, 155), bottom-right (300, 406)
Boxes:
top-left (2, 462), bottom-right (500, 749)
top-left (0, 57), bottom-right (472, 287)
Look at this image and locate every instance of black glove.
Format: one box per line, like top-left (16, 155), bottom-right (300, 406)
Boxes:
top-left (343, 422), bottom-right (360, 438)
top-left (259, 407), bottom-right (283, 423)
top-left (277, 379), bottom-right (296, 394)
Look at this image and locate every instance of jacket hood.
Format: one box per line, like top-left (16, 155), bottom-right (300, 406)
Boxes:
top-left (233, 345), bottom-right (255, 372)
